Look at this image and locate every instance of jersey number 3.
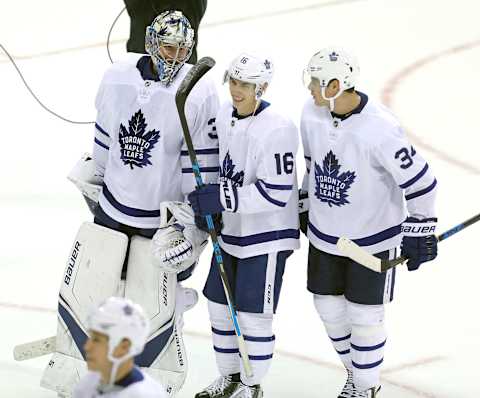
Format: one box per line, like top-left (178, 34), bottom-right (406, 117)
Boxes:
top-left (395, 146), bottom-right (416, 169)
top-left (275, 152), bottom-right (294, 174)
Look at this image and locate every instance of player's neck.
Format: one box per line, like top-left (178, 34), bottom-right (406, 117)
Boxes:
top-left (332, 92), bottom-right (361, 115)
top-left (102, 360), bottom-right (134, 384)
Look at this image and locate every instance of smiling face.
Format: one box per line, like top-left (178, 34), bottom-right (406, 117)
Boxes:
top-left (228, 77), bottom-right (259, 116)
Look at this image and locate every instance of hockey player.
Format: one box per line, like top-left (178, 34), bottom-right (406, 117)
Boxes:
top-left (300, 47), bottom-right (438, 398)
top-left (73, 297), bottom-right (168, 398)
top-left (188, 53), bottom-right (300, 398)
top-left (41, 10), bottom-right (219, 396)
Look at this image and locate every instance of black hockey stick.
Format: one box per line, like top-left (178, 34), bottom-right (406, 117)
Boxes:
top-left (337, 212), bottom-right (480, 273)
top-left (175, 57), bottom-right (253, 377)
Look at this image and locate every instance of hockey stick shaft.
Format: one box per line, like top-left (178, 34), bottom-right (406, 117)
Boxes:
top-left (175, 57), bottom-right (253, 377)
top-left (338, 212), bottom-right (480, 273)
top-left (13, 335), bottom-right (56, 361)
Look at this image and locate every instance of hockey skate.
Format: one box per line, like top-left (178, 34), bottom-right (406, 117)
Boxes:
top-left (230, 383), bottom-right (263, 398)
top-left (195, 374), bottom-right (241, 398)
top-left (338, 369), bottom-right (381, 398)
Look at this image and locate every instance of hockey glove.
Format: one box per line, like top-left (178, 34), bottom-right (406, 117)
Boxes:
top-left (188, 184), bottom-right (224, 216)
top-left (299, 189), bottom-right (309, 235)
top-left (401, 217), bottom-right (438, 271)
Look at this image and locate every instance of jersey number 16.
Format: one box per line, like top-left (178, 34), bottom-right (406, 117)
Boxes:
top-left (274, 152), bottom-right (294, 174)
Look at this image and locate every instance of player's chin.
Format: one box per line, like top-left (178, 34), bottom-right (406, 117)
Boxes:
top-left (85, 358), bottom-right (97, 371)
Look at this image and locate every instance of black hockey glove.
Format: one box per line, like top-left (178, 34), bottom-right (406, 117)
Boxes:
top-left (400, 217), bottom-right (438, 271)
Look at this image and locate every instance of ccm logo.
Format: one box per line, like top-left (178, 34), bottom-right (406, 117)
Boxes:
top-left (222, 180), bottom-right (233, 209)
top-left (401, 225), bottom-right (436, 234)
top-left (64, 241), bottom-right (81, 285)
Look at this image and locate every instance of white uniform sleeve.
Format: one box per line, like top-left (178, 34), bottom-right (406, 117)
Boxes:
top-left (223, 124), bottom-right (299, 214)
top-left (300, 117), bottom-right (311, 193)
top-left (92, 73), bottom-right (111, 178)
top-left (181, 88), bottom-right (220, 198)
top-left (373, 126), bottom-right (437, 219)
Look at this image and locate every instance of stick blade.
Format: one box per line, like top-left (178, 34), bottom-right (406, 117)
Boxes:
top-left (336, 237), bottom-right (382, 273)
top-left (175, 56), bottom-right (216, 107)
top-left (13, 336), bottom-right (56, 361)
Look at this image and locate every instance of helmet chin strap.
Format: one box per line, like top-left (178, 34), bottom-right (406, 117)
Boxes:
top-left (321, 86), bottom-right (343, 112)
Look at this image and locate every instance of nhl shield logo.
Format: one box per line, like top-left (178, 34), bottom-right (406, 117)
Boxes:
top-left (314, 151), bottom-right (356, 207)
top-left (119, 110), bottom-right (160, 169)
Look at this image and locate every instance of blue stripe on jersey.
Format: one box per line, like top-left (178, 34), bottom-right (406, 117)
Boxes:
top-left (95, 123), bottom-right (109, 137)
top-left (135, 320), bottom-right (174, 367)
top-left (102, 184), bottom-right (160, 218)
top-left (309, 222), bottom-right (401, 246)
top-left (255, 181), bottom-right (287, 207)
top-left (258, 179), bottom-right (293, 190)
top-left (221, 229), bottom-right (299, 247)
top-left (245, 354), bottom-right (274, 361)
top-left (244, 335), bottom-right (275, 342)
top-left (405, 178), bottom-right (437, 200)
top-left (351, 340), bottom-right (386, 352)
top-left (336, 349), bottom-right (351, 355)
top-left (94, 137), bottom-right (109, 150)
top-left (180, 148), bottom-right (219, 156)
top-left (58, 296), bottom-right (87, 360)
top-left (399, 163), bottom-right (429, 189)
top-left (182, 167), bottom-right (220, 173)
top-left (352, 358), bottom-right (384, 370)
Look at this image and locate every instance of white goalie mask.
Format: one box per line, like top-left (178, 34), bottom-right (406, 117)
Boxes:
top-left (87, 297), bottom-right (150, 383)
top-left (223, 53), bottom-right (274, 100)
top-left (145, 10), bottom-right (195, 86)
top-left (303, 47), bottom-right (360, 110)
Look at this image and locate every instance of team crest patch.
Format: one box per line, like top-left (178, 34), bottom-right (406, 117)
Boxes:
top-left (119, 110), bottom-right (160, 169)
top-left (314, 151), bottom-right (356, 207)
top-left (221, 151), bottom-right (244, 187)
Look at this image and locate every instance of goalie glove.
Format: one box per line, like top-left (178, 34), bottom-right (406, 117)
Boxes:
top-left (401, 217), bottom-right (438, 271)
top-left (152, 201), bottom-right (208, 273)
top-left (67, 153), bottom-right (103, 214)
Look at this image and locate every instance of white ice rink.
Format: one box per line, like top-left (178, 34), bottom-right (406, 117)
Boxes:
top-left (1, 0), bottom-right (480, 396)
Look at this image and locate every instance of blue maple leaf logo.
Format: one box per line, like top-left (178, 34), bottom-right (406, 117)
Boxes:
top-left (314, 150), bottom-right (356, 207)
top-left (119, 110), bottom-right (160, 169)
top-left (220, 151), bottom-right (244, 187)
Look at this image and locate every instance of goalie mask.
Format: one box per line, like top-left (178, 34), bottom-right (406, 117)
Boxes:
top-left (87, 297), bottom-right (149, 383)
top-left (223, 53), bottom-right (274, 100)
top-left (303, 47), bottom-right (360, 110)
top-left (145, 10), bottom-right (194, 86)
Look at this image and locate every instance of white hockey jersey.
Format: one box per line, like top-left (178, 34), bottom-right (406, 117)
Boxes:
top-left (73, 368), bottom-right (168, 398)
top-left (93, 55), bottom-right (219, 229)
top-left (216, 101), bottom-right (300, 258)
top-left (301, 93), bottom-right (437, 255)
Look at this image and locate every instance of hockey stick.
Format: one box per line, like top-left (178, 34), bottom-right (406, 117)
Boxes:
top-left (13, 336), bottom-right (56, 361)
top-left (337, 212), bottom-right (480, 273)
top-left (175, 57), bottom-right (253, 377)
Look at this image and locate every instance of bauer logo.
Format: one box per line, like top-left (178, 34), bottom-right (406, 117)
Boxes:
top-left (64, 241), bottom-right (81, 285)
top-left (314, 151), bottom-right (356, 207)
top-left (119, 110), bottom-right (160, 169)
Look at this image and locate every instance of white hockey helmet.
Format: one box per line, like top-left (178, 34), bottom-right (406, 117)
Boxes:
top-left (303, 47), bottom-right (360, 107)
top-left (145, 10), bottom-right (195, 86)
top-left (223, 53), bottom-right (274, 100)
top-left (87, 297), bottom-right (149, 360)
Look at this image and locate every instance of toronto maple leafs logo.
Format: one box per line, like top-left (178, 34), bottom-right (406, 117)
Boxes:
top-left (329, 51), bottom-right (339, 62)
top-left (119, 110), bottom-right (160, 169)
top-left (220, 151), bottom-right (244, 187)
top-left (314, 151), bottom-right (356, 207)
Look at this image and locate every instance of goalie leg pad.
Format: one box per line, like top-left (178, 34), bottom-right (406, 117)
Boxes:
top-left (41, 222), bottom-right (128, 394)
top-left (126, 235), bottom-right (188, 394)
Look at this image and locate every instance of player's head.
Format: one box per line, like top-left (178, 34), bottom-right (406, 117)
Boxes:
top-left (145, 10), bottom-right (194, 86)
top-left (223, 53), bottom-right (274, 115)
top-left (84, 297), bottom-right (149, 383)
top-left (303, 47), bottom-right (359, 110)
